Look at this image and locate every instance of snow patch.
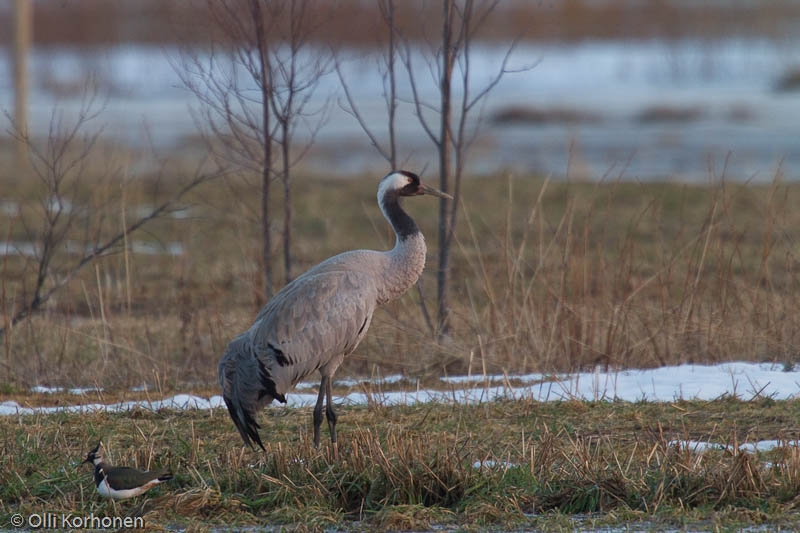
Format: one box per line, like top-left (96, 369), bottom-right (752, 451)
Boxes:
top-left (670, 439), bottom-right (800, 454)
top-left (472, 459), bottom-right (517, 469)
top-left (0, 395), bottom-right (226, 416)
top-left (4, 362), bottom-right (800, 417)
top-left (30, 385), bottom-right (103, 395)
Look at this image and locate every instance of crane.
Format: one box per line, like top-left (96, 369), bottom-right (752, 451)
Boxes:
top-left (219, 170), bottom-right (452, 451)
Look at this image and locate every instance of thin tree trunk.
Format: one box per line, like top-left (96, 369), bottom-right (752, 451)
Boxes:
top-left (13, 0), bottom-right (31, 168)
top-left (282, 123), bottom-right (292, 284)
top-left (386, 0), bottom-right (397, 168)
top-left (261, 138), bottom-right (273, 298)
top-left (280, 0), bottom-right (299, 285)
top-left (251, 0), bottom-right (273, 299)
top-left (437, 0), bottom-right (454, 337)
top-left (388, 0), bottom-right (434, 336)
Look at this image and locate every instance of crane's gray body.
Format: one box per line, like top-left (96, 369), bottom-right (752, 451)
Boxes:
top-left (218, 171), bottom-right (441, 449)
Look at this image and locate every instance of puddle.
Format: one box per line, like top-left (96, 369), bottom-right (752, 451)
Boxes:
top-left (1, 240), bottom-right (184, 257)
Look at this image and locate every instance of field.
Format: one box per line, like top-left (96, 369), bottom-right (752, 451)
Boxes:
top-left (2, 149), bottom-right (800, 530)
top-left (3, 0), bottom-right (800, 527)
top-left (2, 161), bottom-right (799, 388)
top-left (4, 396), bottom-right (800, 531)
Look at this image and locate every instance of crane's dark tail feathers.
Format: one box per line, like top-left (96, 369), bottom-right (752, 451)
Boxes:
top-left (157, 473), bottom-right (174, 482)
top-left (219, 334), bottom-right (288, 451)
top-left (223, 395), bottom-right (265, 451)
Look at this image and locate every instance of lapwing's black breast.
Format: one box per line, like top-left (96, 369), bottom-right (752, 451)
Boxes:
top-left (93, 465), bottom-right (106, 487)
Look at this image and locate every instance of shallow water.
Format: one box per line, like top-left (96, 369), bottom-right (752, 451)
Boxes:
top-left (1, 38), bottom-right (798, 181)
top-left (0, 239), bottom-right (184, 257)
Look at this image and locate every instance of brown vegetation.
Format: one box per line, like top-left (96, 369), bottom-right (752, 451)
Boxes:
top-left (636, 105), bottom-right (704, 124)
top-left (775, 66), bottom-right (800, 92)
top-left (4, 399), bottom-right (800, 530)
top-left (491, 105), bottom-right (603, 125)
top-left (4, 0), bottom-right (800, 48)
top-left (1, 150), bottom-right (799, 390)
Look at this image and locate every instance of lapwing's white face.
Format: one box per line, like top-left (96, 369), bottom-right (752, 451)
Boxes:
top-left (83, 444), bottom-right (104, 466)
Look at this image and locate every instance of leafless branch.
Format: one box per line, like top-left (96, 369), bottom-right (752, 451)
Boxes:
top-left (1, 88), bottom-right (219, 338)
top-left (178, 0), bottom-right (331, 289)
top-left (335, 54), bottom-right (393, 163)
top-left (393, 0), bottom-right (527, 335)
top-left (399, 38), bottom-right (439, 147)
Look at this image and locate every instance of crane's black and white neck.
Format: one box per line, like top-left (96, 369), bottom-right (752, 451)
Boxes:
top-left (378, 170), bottom-right (425, 240)
top-left (376, 170), bottom-right (452, 303)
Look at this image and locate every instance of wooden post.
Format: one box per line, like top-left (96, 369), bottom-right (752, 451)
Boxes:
top-left (13, 0), bottom-right (32, 168)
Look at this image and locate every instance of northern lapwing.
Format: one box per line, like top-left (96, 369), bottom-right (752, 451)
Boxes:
top-left (82, 443), bottom-right (173, 500)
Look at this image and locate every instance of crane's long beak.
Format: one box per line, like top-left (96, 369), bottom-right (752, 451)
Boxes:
top-left (419, 183), bottom-right (453, 200)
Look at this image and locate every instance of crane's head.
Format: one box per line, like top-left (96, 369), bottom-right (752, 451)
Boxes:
top-left (379, 170), bottom-right (453, 200)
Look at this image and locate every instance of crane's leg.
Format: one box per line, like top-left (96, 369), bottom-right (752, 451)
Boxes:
top-left (313, 375), bottom-right (327, 448)
top-left (325, 376), bottom-right (338, 459)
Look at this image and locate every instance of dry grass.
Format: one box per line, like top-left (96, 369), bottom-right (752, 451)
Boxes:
top-left (3, 399), bottom-right (800, 530)
top-left (1, 158), bottom-right (800, 390)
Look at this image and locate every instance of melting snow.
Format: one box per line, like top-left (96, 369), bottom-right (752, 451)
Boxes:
top-left (535, 362), bottom-right (800, 402)
top-left (472, 459), bottom-right (517, 469)
top-left (670, 439), bottom-right (800, 454)
top-left (5, 362), bottom-right (799, 418)
top-left (30, 385), bottom-right (103, 395)
top-left (0, 394), bottom-right (226, 416)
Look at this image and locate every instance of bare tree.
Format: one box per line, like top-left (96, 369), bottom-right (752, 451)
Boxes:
top-left (336, 0), bottom-right (400, 168)
top-left (269, 0), bottom-right (331, 284)
top-left (13, 0), bottom-right (32, 168)
top-left (1, 90), bottom-right (217, 339)
top-left (400, 0), bottom-right (519, 336)
top-left (179, 0), bottom-right (330, 294)
top-left (435, 0), bottom-right (455, 337)
top-left (336, 0), bottom-right (439, 335)
top-left (179, 0), bottom-right (277, 299)
top-left (337, 0), bottom-right (520, 337)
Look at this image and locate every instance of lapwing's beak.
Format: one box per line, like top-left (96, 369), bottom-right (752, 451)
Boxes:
top-left (418, 182), bottom-right (453, 200)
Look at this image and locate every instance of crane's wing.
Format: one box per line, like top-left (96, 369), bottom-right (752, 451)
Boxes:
top-left (250, 269), bottom-right (377, 367)
top-left (219, 269), bottom-right (378, 450)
